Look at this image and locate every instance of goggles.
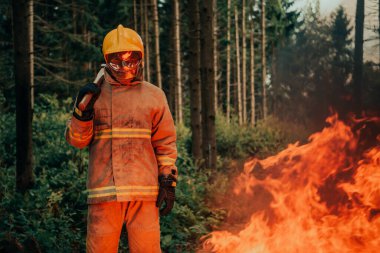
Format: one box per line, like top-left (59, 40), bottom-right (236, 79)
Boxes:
top-left (105, 51), bottom-right (142, 72)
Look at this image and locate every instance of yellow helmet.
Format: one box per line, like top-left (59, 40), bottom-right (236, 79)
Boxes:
top-left (102, 24), bottom-right (144, 58)
top-left (102, 25), bottom-right (144, 84)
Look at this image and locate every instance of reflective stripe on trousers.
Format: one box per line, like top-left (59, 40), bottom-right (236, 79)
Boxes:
top-left (86, 201), bottom-right (161, 253)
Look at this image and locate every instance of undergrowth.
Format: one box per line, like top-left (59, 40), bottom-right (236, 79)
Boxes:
top-left (0, 94), bottom-right (289, 253)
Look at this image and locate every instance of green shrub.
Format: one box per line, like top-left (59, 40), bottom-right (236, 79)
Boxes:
top-left (0, 94), bottom-right (224, 253)
top-left (0, 94), bottom-right (87, 253)
top-left (216, 111), bottom-right (287, 160)
top-left (1, 94), bottom-right (292, 252)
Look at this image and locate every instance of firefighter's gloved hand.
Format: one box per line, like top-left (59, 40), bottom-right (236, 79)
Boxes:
top-left (156, 174), bottom-right (176, 216)
top-left (73, 83), bottom-right (101, 121)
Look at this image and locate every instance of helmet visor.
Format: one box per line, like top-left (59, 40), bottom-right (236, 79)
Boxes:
top-left (105, 51), bottom-right (142, 72)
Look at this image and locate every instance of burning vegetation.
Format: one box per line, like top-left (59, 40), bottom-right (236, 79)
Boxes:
top-left (202, 114), bottom-right (380, 253)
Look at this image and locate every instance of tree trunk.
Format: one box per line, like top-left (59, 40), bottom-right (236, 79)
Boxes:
top-left (83, 23), bottom-right (88, 71)
top-left (144, 0), bottom-right (151, 83)
top-left (173, 0), bottom-right (183, 124)
top-left (140, 0), bottom-right (144, 38)
top-left (152, 0), bottom-right (162, 88)
top-left (214, 0), bottom-right (218, 112)
top-left (235, 6), bottom-right (243, 125)
top-left (250, 15), bottom-right (255, 126)
top-left (168, 20), bottom-right (175, 115)
top-left (242, 0), bottom-right (247, 124)
top-left (13, 0), bottom-right (35, 192)
top-left (72, 0), bottom-right (77, 34)
top-left (226, 0), bottom-right (231, 124)
top-left (261, 0), bottom-right (267, 119)
top-left (30, 1), bottom-right (34, 110)
top-left (200, 0), bottom-right (216, 169)
top-left (133, 0), bottom-right (137, 31)
top-left (353, 0), bottom-right (364, 111)
top-left (140, 1), bottom-right (146, 80)
top-left (271, 44), bottom-right (277, 115)
top-left (188, 0), bottom-right (202, 161)
top-left (83, 23), bottom-right (92, 72)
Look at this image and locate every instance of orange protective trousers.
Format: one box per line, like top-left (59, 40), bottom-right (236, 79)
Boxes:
top-left (86, 201), bottom-right (161, 253)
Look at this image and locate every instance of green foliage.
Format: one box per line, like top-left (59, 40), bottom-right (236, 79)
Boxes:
top-left (272, 3), bottom-right (344, 127)
top-left (160, 123), bottom-right (225, 252)
top-left (0, 0), bottom-right (14, 110)
top-left (0, 94), bottom-right (287, 252)
top-left (270, 3), bottom-right (379, 127)
top-left (0, 95), bottom-right (226, 252)
top-left (216, 111), bottom-right (287, 160)
top-left (3, 0), bottom-right (377, 251)
top-left (330, 6), bottom-right (353, 108)
top-left (0, 95), bottom-right (87, 252)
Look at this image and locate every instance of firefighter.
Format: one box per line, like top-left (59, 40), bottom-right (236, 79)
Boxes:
top-left (65, 24), bottom-right (177, 253)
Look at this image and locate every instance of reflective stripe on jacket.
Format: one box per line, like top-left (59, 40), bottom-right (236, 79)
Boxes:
top-left (65, 70), bottom-right (177, 204)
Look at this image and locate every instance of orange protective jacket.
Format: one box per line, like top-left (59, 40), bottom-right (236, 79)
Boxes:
top-left (65, 70), bottom-right (177, 204)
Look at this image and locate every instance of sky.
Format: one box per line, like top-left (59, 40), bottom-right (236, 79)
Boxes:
top-left (293, 0), bottom-right (342, 14)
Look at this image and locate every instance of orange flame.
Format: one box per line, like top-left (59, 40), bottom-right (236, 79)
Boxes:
top-left (202, 115), bottom-right (380, 253)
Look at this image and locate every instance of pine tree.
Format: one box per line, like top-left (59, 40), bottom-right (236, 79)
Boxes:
top-left (250, 0), bottom-right (256, 126)
top-left (353, 0), bottom-right (365, 111)
top-left (134, 0), bottom-right (137, 31)
top-left (152, 0), bottom-right (162, 88)
top-left (261, 0), bottom-right (267, 120)
top-left (188, 0), bottom-right (202, 161)
top-left (144, 0), bottom-right (151, 83)
top-left (13, 0), bottom-right (35, 192)
top-left (235, 5), bottom-right (243, 125)
top-left (226, 0), bottom-right (232, 124)
top-left (331, 6), bottom-right (353, 107)
top-left (214, 0), bottom-right (218, 111)
top-left (242, 0), bottom-right (247, 124)
top-left (173, 0), bottom-right (182, 124)
top-left (200, 0), bottom-right (216, 169)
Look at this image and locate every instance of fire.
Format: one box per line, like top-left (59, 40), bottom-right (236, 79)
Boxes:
top-left (201, 115), bottom-right (380, 253)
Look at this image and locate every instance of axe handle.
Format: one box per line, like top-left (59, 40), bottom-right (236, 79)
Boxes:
top-left (78, 68), bottom-right (104, 111)
top-left (78, 94), bottom-right (92, 111)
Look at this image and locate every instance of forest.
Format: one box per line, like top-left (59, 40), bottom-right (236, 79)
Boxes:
top-left (1, 0), bottom-right (380, 252)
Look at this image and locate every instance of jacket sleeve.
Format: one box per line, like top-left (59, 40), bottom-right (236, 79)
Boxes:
top-left (151, 90), bottom-right (178, 178)
top-left (65, 116), bottom-right (94, 149)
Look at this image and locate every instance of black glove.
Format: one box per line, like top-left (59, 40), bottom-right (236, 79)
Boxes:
top-left (73, 83), bottom-right (101, 121)
top-left (156, 174), bottom-right (177, 216)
